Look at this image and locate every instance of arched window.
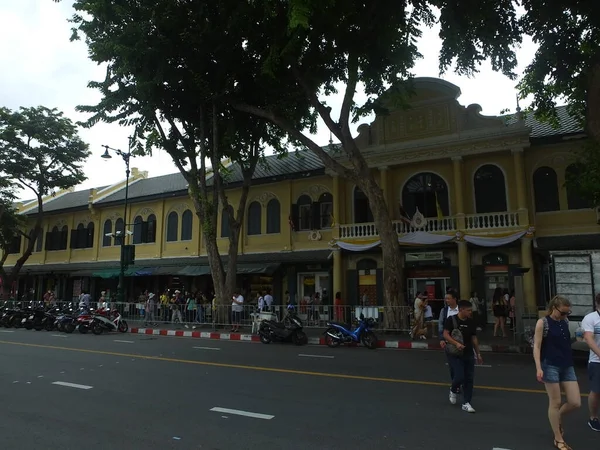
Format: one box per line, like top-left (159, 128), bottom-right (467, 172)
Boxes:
top-left (75, 223), bottom-right (86, 249)
top-left (46, 226), bottom-right (60, 251)
top-left (266, 199), bottom-right (281, 234)
top-left (353, 187), bottom-right (374, 223)
top-left (565, 164), bottom-right (591, 210)
top-left (533, 166), bottom-right (560, 212)
top-left (7, 235), bottom-right (21, 254)
top-left (114, 218), bottom-right (124, 245)
top-left (166, 211), bottom-right (179, 242)
top-left (60, 225), bottom-right (68, 250)
top-left (86, 222), bottom-right (95, 248)
top-left (474, 164), bottom-right (507, 213)
top-left (247, 201), bottom-right (262, 235)
top-left (146, 214), bottom-right (157, 243)
top-left (297, 195), bottom-right (313, 230)
top-left (318, 192), bottom-right (333, 228)
top-left (402, 172), bottom-right (449, 218)
top-left (181, 210), bottom-right (193, 240)
top-left (102, 219), bottom-right (112, 247)
top-left (221, 209), bottom-right (230, 238)
top-left (133, 215), bottom-right (144, 244)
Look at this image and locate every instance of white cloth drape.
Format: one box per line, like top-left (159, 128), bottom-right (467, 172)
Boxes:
top-left (463, 231), bottom-right (526, 247)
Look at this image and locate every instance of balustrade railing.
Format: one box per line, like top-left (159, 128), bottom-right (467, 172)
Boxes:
top-left (338, 211), bottom-right (522, 240)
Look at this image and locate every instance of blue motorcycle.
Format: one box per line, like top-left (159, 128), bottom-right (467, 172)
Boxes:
top-left (324, 314), bottom-right (378, 349)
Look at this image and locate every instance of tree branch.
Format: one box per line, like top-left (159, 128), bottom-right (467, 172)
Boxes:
top-left (339, 52), bottom-right (359, 139)
top-left (16, 178), bottom-right (39, 196)
top-left (232, 102), bottom-right (358, 182)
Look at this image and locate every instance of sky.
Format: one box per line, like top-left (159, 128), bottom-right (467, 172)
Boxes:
top-left (0, 1), bottom-right (538, 200)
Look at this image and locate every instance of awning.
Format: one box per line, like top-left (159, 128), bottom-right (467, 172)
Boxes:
top-left (178, 266), bottom-right (211, 276)
top-left (234, 263), bottom-right (280, 275)
top-left (90, 267), bottom-right (155, 278)
top-left (92, 268), bottom-right (121, 279)
top-left (153, 266), bottom-right (185, 276)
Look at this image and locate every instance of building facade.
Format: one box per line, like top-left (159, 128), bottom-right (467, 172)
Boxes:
top-left (2, 78), bottom-right (598, 321)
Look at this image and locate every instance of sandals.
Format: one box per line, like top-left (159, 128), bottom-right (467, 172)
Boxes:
top-left (554, 440), bottom-right (572, 450)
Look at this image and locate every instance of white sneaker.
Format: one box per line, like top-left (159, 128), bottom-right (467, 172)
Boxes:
top-left (461, 403), bottom-right (476, 413)
top-left (449, 390), bottom-right (457, 405)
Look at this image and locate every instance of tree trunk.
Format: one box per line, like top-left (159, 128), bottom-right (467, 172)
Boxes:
top-left (359, 173), bottom-right (405, 330)
top-left (586, 62), bottom-right (600, 142)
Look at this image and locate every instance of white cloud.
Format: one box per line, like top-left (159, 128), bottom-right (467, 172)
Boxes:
top-left (1, 1), bottom-right (537, 199)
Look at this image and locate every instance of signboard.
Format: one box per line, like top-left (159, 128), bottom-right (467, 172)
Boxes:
top-left (405, 252), bottom-right (444, 262)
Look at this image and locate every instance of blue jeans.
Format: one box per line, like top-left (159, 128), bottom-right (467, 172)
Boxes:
top-left (447, 353), bottom-right (475, 403)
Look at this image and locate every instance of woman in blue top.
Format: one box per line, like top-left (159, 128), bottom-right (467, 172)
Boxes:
top-left (533, 296), bottom-right (581, 450)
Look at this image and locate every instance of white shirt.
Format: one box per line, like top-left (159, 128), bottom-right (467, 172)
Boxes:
top-left (581, 310), bottom-right (600, 364)
top-left (257, 296), bottom-right (264, 311)
top-left (232, 295), bottom-right (244, 312)
top-left (446, 305), bottom-right (459, 319)
top-left (424, 305), bottom-right (433, 319)
top-left (264, 294), bottom-right (273, 307)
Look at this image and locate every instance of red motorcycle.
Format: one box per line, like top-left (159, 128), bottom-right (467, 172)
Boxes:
top-left (77, 307), bottom-right (110, 334)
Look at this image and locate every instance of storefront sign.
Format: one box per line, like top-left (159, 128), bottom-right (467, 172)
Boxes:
top-left (405, 252), bottom-right (443, 262)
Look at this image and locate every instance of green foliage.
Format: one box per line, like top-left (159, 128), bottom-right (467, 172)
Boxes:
top-left (518, 0), bottom-right (600, 128)
top-left (565, 141), bottom-right (600, 206)
top-left (0, 106), bottom-right (90, 198)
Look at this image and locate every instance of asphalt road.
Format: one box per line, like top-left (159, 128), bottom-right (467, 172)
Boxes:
top-left (0, 329), bottom-right (597, 450)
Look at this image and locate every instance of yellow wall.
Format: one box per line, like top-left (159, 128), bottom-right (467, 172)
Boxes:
top-left (3, 137), bottom-right (597, 268)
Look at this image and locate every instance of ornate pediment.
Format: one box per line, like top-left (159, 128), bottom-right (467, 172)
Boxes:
top-left (252, 192), bottom-right (277, 207)
top-left (300, 185), bottom-right (331, 202)
top-left (133, 207), bottom-right (156, 219)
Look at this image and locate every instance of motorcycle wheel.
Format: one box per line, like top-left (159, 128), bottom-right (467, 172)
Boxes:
top-left (45, 321), bottom-right (55, 331)
top-left (118, 320), bottom-right (128, 333)
top-left (361, 331), bottom-right (378, 350)
top-left (292, 330), bottom-right (307, 346)
top-left (64, 322), bottom-right (75, 334)
top-left (92, 322), bottom-right (103, 335)
top-left (259, 331), bottom-right (271, 344)
top-left (24, 322), bottom-right (33, 330)
top-left (325, 327), bottom-right (342, 348)
top-left (33, 321), bottom-right (44, 331)
top-left (78, 324), bottom-right (89, 334)
top-left (57, 322), bottom-right (64, 332)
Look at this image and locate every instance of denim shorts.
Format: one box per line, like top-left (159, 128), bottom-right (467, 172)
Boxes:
top-left (542, 362), bottom-right (577, 383)
top-left (589, 362), bottom-right (600, 393)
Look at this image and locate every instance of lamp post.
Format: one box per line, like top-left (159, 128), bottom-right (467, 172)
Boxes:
top-left (101, 145), bottom-right (132, 304)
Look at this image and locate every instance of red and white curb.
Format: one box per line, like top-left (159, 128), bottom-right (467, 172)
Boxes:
top-left (129, 328), bottom-right (522, 353)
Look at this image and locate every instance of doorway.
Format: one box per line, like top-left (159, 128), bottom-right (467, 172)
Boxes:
top-left (484, 272), bottom-right (509, 324)
top-left (298, 272), bottom-right (330, 303)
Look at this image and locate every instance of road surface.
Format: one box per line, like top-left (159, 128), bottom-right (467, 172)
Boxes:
top-left (0, 328), bottom-right (596, 449)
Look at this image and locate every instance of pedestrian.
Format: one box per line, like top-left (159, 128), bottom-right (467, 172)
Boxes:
top-left (582, 293), bottom-right (600, 432)
top-left (492, 287), bottom-right (508, 337)
top-left (439, 290), bottom-right (460, 387)
top-left (469, 291), bottom-right (481, 331)
top-left (144, 293), bottom-right (156, 326)
top-left (264, 289), bottom-right (274, 312)
top-left (411, 292), bottom-right (426, 340)
top-left (532, 295), bottom-right (581, 450)
top-left (443, 299), bottom-right (482, 413)
top-left (231, 290), bottom-right (244, 332)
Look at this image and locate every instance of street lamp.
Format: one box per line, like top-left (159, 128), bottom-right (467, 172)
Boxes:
top-left (101, 144), bottom-right (133, 304)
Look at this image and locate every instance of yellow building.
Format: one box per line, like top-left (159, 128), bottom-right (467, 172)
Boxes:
top-left (3, 78), bottom-right (598, 322)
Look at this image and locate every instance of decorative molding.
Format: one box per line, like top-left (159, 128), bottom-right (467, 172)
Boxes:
top-left (107, 211), bottom-right (123, 222)
top-left (133, 207), bottom-right (156, 219)
top-left (73, 215), bottom-right (93, 226)
top-left (168, 203), bottom-right (191, 215)
top-left (300, 185), bottom-right (331, 202)
top-left (51, 218), bottom-right (68, 229)
top-left (252, 192), bottom-right (277, 207)
top-left (324, 169), bottom-right (338, 178)
top-left (411, 208), bottom-right (428, 229)
top-left (451, 156), bottom-right (463, 162)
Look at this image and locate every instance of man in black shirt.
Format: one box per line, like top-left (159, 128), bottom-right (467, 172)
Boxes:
top-left (443, 299), bottom-right (483, 413)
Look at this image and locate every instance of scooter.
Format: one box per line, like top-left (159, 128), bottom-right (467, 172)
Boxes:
top-left (258, 310), bottom-right (307, 345)
top-left (90, 309), bottom-right (128, 335)
top-left (324, 314), bottom-right (379, 349)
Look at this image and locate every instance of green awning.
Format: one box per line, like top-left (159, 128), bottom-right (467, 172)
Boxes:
top-left (92, 269), bottom-right (121, 279)
top-left (178, 266), bottom-right (212, 276)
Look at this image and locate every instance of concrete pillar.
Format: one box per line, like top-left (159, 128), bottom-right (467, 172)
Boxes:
top-left (511, 148), bottom-right (527, 210)
top-left (333, 249), bottom-right (343, 298)
top-left (457, 241), bottom-right (470, 300)
top-left (520, 237), bottom-right (536, 311)
top-left (332, 173), bottom-right (340, 240)
top-left (452, 156), bottom-right (466, 230)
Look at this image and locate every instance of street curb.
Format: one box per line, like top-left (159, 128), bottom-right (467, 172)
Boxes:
top-left (129, 327), bottom-right (526, 353)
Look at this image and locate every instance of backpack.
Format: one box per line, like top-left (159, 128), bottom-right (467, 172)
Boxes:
top-left (445, 315), bottom-right (464, 357)
top-left (526, 316), bottom-right (568, 348)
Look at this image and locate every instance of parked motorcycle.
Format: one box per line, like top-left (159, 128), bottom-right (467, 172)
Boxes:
top-left (90, 308), bottom-right (128, 335)
top-left (30, 305), bottom-right (61, 331)
top-left (258, 310), bottom-right (307, 345)
top-left (324, 314), bottom-right (378, 349)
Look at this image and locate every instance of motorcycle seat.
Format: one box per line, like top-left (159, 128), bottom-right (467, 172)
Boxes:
top-left (327, 321), bottom-right (347, 328)
top-left (264, 320), bottom-right (286, 329)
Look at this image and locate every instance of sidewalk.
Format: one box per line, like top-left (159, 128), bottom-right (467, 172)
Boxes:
top-left (127, 320), bottom-right (528, 353)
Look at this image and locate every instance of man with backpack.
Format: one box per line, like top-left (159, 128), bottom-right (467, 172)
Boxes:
top-left (443, 299), bottom-right (483, 413)
top-left (439, 289), bottom-right (460, 382)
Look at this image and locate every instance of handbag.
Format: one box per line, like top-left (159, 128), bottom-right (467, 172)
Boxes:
top-left (446, 315), bottom-right (464, 357)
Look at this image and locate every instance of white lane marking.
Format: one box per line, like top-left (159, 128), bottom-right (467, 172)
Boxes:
top-left (209, 407), bottom-right (274, 420)
top-left (52, 381), bottom-right (93, 390)
top-left (193, 346), bottom-right (221, 351)
top-left (114, 340), bottom-right (135, 344)
top-left (0, 330), bottom-right (15, 333)
top-left (51, 334), bottom-right (67, 338)
top-left (493, 448), bottom-right (514, 450)
top-left (298, 354), bottom-right (335, 359)
top-left (445, 363), bottom-right (492, 368)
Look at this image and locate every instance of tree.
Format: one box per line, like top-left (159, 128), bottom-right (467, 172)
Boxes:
top-left (0, 106), bottom-right (90, 297)
top-left (66, 0), bottom-right (522, 324)
top-left (518, 1), bottom-right (600, 204)
top-left (69, 0), bottom-right (314, 310)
